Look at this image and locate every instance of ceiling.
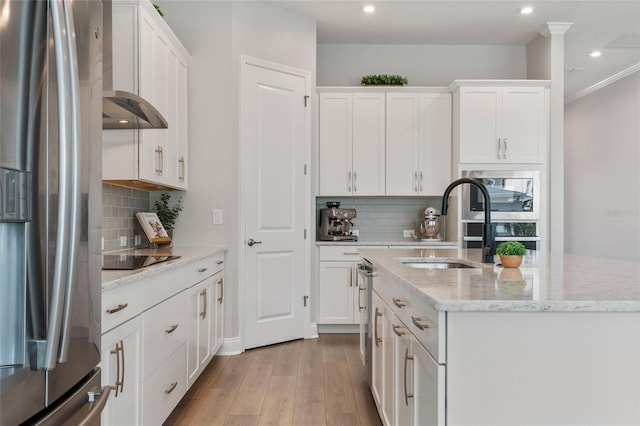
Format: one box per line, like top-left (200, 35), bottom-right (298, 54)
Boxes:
top-left (268, 0), bottom-right (640, 99)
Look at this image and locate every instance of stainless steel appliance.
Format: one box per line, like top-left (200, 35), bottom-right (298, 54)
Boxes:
top-left (1, 1), bottom-right (107, 424)
top-left (420, 207), bottom-right (442, 240)
top-left (318, 202), bottom-right (358, 241)
top-left (464, 222), bottom-right (540, 250)
top-left (356, 259), bottom-right (375, 386)
top-left (462, 170), bottom-right (540, 221)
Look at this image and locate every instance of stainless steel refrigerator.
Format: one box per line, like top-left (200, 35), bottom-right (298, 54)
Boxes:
top-left (1, 0), bottom-right (106, 424)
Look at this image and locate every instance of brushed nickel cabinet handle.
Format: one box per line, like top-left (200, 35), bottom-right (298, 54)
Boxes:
top-left (497, 138), bottom-right (501, 159)
top-left (353, 171), bottom-right (357, 192)
top-left (120, 340), bottom-right (126, 392)
top-left (200, 289), bottom-right (207, 319)
top-left (349, 266), bottom-right (353, 287)
top-left (414, 171), bottom-right (418, 192)
top-left (164, 381), bottom-right (178, 395)
top-left (165, 324), bottom-right (179, 334)
top-left (155, 146), bottom-right (162, 173)
top-left (217, 278), bottom-right (223, 304)
top-left (106, 303), bottom-right (128, 315)
top-left (374, 308), bottom-right (382, 347)
top-left (216, 260), bottom-right (224, 265)
top-left (109, 341), bottom-right (122, 397)
top-left (411, 315), bottom-right (430, 330)
top-left (404, 348), bottom-right (414, 406)
top-left (419, 171), bottom-right (423, 192)
top-left (178, 156), bottom-right (185, 181)
top-left (342, 252), bottom-right (359, 255)
top-left (392, 324), bottom-right (407, 337)
top-left (392, 298), bottom-right (407, 308)
top-left (198, 267), bottom-right (208, 273)
top-left (503, 138), bottom-right (507, 159)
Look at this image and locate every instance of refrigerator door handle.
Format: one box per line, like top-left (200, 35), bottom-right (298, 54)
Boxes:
top-left (43, 0), bottom-right (82, 370)
top-left (77, 386), bottom-right (111, 426)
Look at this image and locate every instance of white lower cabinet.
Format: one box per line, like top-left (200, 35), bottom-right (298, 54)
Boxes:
top-left (101, 316), bottom-right (142, 426)
top-left (372, 281), bottom-right (445, 426)
top-left (187, 271), bottom-right (223, 387)
top-left (101, 250), bottom-right (226, 426)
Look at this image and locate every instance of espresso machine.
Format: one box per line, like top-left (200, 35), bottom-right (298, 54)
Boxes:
top-left (318, 202), bottom-right (358, 241)
top-left (420, 206), bottom-right (442, 240)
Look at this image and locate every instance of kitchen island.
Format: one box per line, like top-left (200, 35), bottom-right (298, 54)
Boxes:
top-left (361, 248), bottom-right (640, 426)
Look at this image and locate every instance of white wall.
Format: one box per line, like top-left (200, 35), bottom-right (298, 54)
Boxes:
top-left (317, 44), bottom-right (527, 86)
top-left (564, 71), bottom-right (640, 261)
top-left (157, 1), bottom-right (316, 348)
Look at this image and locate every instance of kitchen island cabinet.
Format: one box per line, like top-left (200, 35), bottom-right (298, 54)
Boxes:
top-left (362, 247), bottom-right (640, 426)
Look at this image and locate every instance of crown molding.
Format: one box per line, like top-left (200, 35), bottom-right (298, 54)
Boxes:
top-left (565, 63), bottom-right (640, 103)
top-left (539, 22), bottom-right (573, 38)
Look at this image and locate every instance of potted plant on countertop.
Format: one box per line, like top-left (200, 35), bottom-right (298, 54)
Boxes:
top-left (495, 241), bottom-right (527, 268)
top-left (154, 192), bottom-right (183, 238)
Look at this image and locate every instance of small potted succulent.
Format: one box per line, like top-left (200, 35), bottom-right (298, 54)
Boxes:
top-left (495, 241), bottom-right (527, 268)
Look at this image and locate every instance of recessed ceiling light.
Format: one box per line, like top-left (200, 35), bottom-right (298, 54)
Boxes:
top-left (520, 6), bottom-right (534, 14)
top-left (589, 50), bottom-right (602, 58)
top-left (363, 5), bottom-right (375, 13)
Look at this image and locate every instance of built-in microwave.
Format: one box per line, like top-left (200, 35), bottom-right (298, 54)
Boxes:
top-left (461, 170), bottom-right (540, 221)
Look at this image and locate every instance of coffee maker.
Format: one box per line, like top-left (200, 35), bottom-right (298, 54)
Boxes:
top-left (318, 202), bottom-right (358, 241)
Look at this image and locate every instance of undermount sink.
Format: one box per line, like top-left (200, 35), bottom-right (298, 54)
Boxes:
top-left (399, 258), bottom-right (480, 269)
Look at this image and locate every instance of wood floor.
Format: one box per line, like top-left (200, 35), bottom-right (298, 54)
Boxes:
top-left (164, 334), bottom-right (382, 426)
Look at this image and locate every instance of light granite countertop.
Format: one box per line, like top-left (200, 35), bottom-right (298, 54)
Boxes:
top-left (102, 246), bottom-right (227, 292)
top-left (316, 240), bottom-right (459, 247)
top-left (360, 247), bottom-right (640, 312)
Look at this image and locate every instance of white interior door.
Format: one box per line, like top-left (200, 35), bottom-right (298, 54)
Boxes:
top-left (241, 58), bottom-right (309, 350)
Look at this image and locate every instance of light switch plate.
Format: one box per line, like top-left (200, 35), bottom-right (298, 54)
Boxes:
top-left (120, 236), bottom-right (127, 247)
top-left (212, 209), bottom-right (223, 225)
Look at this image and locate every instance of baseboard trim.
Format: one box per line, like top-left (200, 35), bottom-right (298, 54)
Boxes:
top-left (317, 324), bottom-right (360, 334)
top-left (217, 336), bottom-right (242, 356)
top-left (307, 322), bottom-right (319, 339)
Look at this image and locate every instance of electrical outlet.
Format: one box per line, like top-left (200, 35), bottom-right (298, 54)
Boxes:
top-left (403, 230), bottom-right (415, 238)
top-left (212, 209), bottom-right (223, 225)
top-left (120, 236), bottom-right (127, 247)
top-left (351, 229), bottom-right (359, 237)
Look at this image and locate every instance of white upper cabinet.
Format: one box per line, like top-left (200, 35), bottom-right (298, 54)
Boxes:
top-left (318, 92), bottom-right (385, 196)
top-left (385, 92), bottom-right (452, 196)
top-left (103, 0), bottom-right (190, 190)
top-left (453, 83), bottom-right (547, 164)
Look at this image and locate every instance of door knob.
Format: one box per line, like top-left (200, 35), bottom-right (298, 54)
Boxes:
top-left (247, 238), bottom-right (262, 247)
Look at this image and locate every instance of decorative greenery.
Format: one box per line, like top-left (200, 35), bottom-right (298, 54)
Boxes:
top-left (153, 3), bottom-right (164, 18)
top-left (361, 74), bottom-right (408, 86)
top-left (496, 241), bottom-right (527, 256)
top-left (154, 193), bottom-right (183, 232)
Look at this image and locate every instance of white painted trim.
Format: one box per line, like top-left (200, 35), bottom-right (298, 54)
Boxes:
top-left (448, 79), bottom-right (550, 91)
top-left (565, 63), bottom-right (640, 104)
top-left (317, 324), bottom-right (360, 334)
top-left (239, 55), bottom-right (312, 352)
top-left (308, 323), bottom-right (319, 339)
top-left (217, 336), bottom-right (243, 356)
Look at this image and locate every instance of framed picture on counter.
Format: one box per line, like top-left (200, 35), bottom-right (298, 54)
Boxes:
top-left (136, 212), bottom-right (172, 245)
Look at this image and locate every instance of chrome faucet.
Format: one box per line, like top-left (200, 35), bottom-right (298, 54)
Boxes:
top-left (441, 178), bottom-right (495, 263)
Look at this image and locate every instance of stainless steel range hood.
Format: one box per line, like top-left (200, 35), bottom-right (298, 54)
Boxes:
top-left (102, 1), bottom-right (167, 130)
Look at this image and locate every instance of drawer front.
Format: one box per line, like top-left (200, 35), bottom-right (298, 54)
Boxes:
top-left (319, 245), bottom-right (362, 261)
top-left (410, 295), bottom-right (445, 364)
top-left (102, 285), bottom-right (144, 333)
top-left (181, 255), bottom-right (218, 289)
top-left (142, 291), bottom-right (188, 380)
top-left (142, 343), bottom-right (187, 426)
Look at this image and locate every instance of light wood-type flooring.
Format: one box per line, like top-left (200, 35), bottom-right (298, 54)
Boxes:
top-left (164, 334), bottom-right (382, 426)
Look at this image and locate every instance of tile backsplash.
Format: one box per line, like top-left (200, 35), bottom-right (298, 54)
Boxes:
top-left (315, 197), bottom-right (446, 242)
top-left (102, 184), bottom-right (150, 252)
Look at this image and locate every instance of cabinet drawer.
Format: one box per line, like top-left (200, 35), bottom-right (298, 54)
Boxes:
top-left (103, 284), bottom-right (144, 333)
top-left (142, 343), bottom-right (187, 426)
top-left (410, 295), bottom-right (446, 364)
top-left (181, 255), bottom-right (222, 289)
top-left (142, 291), bottom-right (188, 380)
top-left (319, 245), bottom-right (362, 261)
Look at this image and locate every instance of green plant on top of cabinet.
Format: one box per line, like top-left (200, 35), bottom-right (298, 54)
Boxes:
top-left (318, 92), bottom-right (386, 196)
top-left (452, 82), bottom-right (548, 164)
top-left (103, 0), bottom-right (190, 190)
top-left (385, 92), bottom-right (452, 196)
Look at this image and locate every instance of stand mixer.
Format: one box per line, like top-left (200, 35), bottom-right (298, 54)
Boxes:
top-left (420, 207), bottom-right (442, 240)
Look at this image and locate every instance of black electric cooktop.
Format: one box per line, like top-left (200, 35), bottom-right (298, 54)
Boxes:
top-left (102, 254), bottom-right (181, 270)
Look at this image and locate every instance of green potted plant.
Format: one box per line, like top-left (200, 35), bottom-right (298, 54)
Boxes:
top-left (154, 192), bottom-right (183, 236)
top-left (495, 241), bottom-right (527, 268)
top-left (360, 74), bottom-right (408, 86)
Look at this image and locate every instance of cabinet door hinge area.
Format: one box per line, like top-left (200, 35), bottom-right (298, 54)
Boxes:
top-left (304, 95), bottom-right (310, 107)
